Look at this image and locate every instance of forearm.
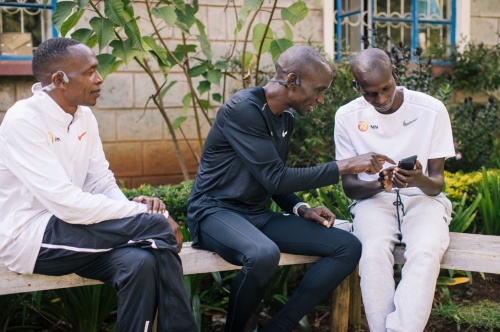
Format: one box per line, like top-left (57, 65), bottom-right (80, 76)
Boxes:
top-left (416, 175), bottom-right (444, 196)
top-left (342, 174), bottom-right (386, 200)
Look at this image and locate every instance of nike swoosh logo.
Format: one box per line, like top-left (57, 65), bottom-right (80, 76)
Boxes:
top-left (403, 118), bottom-right (418, 126)
top-left (282, 130), bottom-right (288, 137)
top-left (78, 132), bottom-right (87, 140)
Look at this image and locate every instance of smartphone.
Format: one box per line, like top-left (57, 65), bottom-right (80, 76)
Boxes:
top-left (398, 155), bottom-right (417, 170)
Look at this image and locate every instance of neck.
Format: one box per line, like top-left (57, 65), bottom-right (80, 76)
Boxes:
top-left (263, 85), bottom-right (288, 116)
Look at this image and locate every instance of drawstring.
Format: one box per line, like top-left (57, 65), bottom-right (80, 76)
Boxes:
top-left (393, 189), bottom-right (406, 243)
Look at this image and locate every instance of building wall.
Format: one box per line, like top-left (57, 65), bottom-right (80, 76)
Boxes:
top-left (470, 0), bottom-right (500, 46)
top-left (1, 0), bottom-right (498, 187)
top-left (0, 0), bottom-right (323, 187)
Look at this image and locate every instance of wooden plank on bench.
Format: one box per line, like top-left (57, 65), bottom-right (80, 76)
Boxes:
top-left (393, 232), bottom-right (500, 274)
top-left (0, 242), bottom-right (320, 296)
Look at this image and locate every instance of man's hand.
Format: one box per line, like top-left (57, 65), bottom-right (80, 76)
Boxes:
top-left (336, 153), bottom-right (396, 175)
top-left (298, 206), bottom-right (335, 228)
top-left (392, 159), bottom-right (423, 189)
top-left (378, 167), bottom-right (396, 191)
top-left (133, 196), bottom-right (166, 214)
top-left (166, 213), bottom-right (184, 252)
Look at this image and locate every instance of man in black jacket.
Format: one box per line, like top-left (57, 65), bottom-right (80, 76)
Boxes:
top-left (187, 45), bottom-right (393, 332)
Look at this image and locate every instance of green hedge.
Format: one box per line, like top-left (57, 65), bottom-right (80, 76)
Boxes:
top-left (123, 168), bottom-right (499, 237)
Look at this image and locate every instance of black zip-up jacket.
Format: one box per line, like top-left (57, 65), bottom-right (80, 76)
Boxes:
top-left (187, 87), bottom-right (340, 244)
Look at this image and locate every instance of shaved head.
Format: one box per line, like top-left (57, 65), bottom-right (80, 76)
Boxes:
top-left (351, 48), bottom-right (392, 81)
top-left (275, 45), bottom-right (332, 79)
top-left (32, 38), bottom-right (81, 84)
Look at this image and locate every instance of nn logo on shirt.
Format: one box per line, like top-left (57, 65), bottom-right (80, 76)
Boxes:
top-left (357, 121), bottom-right (369, 132)
top-left (357, 121), bottom-right (378, 132)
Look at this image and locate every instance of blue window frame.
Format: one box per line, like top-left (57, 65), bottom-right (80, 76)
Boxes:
top-left (0, 0), bottom-right (57, 60)
top-left (335, 0), bottom-right (456, 60)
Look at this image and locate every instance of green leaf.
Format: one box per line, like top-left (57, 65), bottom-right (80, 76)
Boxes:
top-left (70, 28), bottom-right (94, 44)
top-left (182, 93), bottom-right (192, 113)
top-left (212, 92), bottom-right (222, 103)
top-left (242, 51), bottom-right (255, 71)
top-left (152, 6), bottom-right (177, 27)
top-left (143, 36), bottom-right (170, 67)
top-left (67, 19), bottom-right (88, 40)
top-left (121, 0), bottom-right (135, 21)
top-left (196, 34), bottom-right (212, 60)
top-left (77, 0), bottom-right (89, 11)
top-left (270, 39), bottom-right (293, 63)
top-left (175, 44), bottom-right (197, 54)
top-left (238, 0), bottom-right (263, 22)
top-left (283, 22), bottom-right (293, 40)
top-left (86, 34), bottom-right (98, 49)
top-left (281, 1), bottom-right (308, 26)
top-left (123, 19), bottom-right (144, 51)
top-left (172, 116), bottom-right (187, 129)
top-left (214, 60), bottom-right (228, 70)
top-left (89, 17), bottom-right (115, 53)
top-left (110, 39), bottom-right (139, 65)
top-left (96, 53), bottom-right (122, 79)
top-left (52, 1), bottom-right (76, 33)
top-left (160, 80), bottom-right (177, 98)
top-left (104, 0), bottom-right (125, 26)
top-left (205, 69), bottom-right (222, 86)
top-left (175, 4), bottom-right (196, 31)
top-left (195, 18), bottom-right (207, 38)
top-left (198, 99), bottom-right (210, 110)
top-left (252, 23), bottom-right (273, 54)
top-left (171, 0), bottom-right (186, 14)
top-left (188, 64), bottom-right (207, 77)
top-left (197, 80), bottom-right (211, 95)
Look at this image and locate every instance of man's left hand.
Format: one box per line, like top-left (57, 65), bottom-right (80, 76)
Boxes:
top-left (133, 196), bottom-right (166, 214)
top-left (393, 159), bottom-right (423, 188)
top-left (299, 206), bottom-right (335, 228)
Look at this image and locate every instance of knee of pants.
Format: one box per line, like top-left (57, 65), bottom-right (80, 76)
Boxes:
top-left (242, 242), bottom-right (280, 279)
top-left (119, 249), bottom-right (159, 286)
top-left (405, 244), bottom-right (446, 264)
top-left (359, 239), bottom-right (395, 266)
top-left (344, 234), bottom-right (362, 263)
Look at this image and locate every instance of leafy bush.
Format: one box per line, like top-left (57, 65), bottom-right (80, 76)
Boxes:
top-left (446, 97), bottom-right (499, 172)
top-left (452, 42), bottom-right (500, 95)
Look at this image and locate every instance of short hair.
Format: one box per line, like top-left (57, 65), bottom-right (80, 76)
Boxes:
top-left (351, 48), bottom-right (392, 80)
top-left (32, 38), bottom-right (81, 83)
top-left (275, 45), bottom-right (332, 79)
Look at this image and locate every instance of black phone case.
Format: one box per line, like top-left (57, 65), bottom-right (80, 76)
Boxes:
top-left (398, 155), bottom-right (417, 170)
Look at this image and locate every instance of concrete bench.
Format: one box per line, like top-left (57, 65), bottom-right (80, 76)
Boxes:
top-left (1, 232), bottom-right (499, 331)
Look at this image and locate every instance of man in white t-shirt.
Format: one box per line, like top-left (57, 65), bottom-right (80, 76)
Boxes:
top-left (0, 37), bottom-right (196, 331)
top-left (334, 48), bottom-right (455, 332)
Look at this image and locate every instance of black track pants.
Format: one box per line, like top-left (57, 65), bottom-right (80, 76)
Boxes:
top-left (34, 213), bottom-right (197, 332)
top-left (197, 210), bottom-right (362, 332)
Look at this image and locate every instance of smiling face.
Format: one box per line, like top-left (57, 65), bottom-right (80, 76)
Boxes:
top-left (289, 64), bottom-right (333, 116)
top-left (58, 44), bottom-right (103, 113)
top-left (354, 66), bottom-right (399, 114)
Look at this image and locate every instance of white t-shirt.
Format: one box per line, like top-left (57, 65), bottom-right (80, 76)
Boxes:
top-left (335, 87), bottom-right (455, 185)
top-left (0, 84), bottom-right (147, 274)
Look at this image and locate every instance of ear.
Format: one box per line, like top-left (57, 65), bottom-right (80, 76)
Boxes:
top-left (352, 80), bottom-right (360, 91)
top-left (392, 68), bottom-right (399, 81)
top-left (286, 73), bottom-right (299, 88)
top-left (52, 71), bottom-right (68, 86)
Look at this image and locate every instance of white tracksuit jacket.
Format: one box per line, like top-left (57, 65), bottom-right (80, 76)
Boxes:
top-left (0, 83), bottom-right (147, 274)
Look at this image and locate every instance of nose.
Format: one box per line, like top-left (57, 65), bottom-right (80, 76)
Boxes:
top-left (316, 90), bottom-right (325, 105)
top-left (374, 93), bottom-right (389, 106)
top-left (95, 71), bottom-right (103, 85)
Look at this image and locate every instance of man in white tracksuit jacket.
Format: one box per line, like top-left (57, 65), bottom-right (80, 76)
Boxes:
top-left (0, 37), bottom-right (196, 332)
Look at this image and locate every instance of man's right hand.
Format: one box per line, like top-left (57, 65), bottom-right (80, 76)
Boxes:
top-left (336, 153), bottom-right (396, 175)
top-left (165, 213), bottom-right (183, 253)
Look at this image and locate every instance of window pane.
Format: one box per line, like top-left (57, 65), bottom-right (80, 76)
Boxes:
top-left (0, 0), bottom-right (53, 56)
